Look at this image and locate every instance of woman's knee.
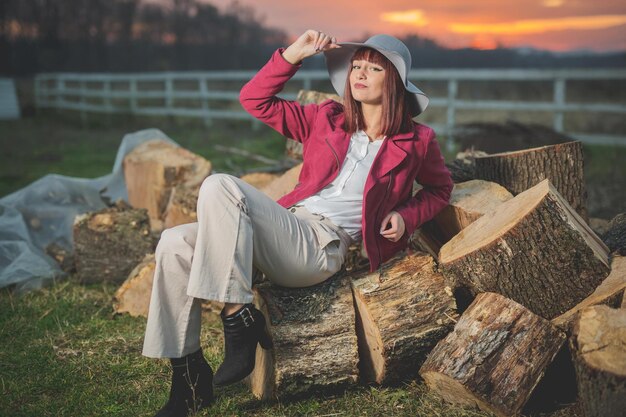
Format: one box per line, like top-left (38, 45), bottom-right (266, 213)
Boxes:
top-left (198, 173), bottom-right (235, 199)
top-left (155, 226), bottom-right (193, 260)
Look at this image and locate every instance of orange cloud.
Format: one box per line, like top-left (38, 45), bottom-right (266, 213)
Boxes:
top-left (449, 14), bottom-right (626, 35)
top-left (380, 9), bottom-right (429, 27)
top-left (542, 0), bottom-right (565, 7)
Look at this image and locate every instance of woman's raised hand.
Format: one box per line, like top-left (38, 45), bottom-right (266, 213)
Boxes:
top-left (282, 29), bottom-right (341, 65)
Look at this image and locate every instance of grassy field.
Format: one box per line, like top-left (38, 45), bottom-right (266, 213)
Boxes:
top-left (0, 277), bottom-right (583, 417)
top-left (0, 114), bottom-right (622, 416)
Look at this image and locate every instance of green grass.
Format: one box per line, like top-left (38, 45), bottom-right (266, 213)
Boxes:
top-left (0, 278), bottom-right (582, 417)
top-left (0, 112), bottom-right (287, 198)
top-left (0, 114), bottom-right (619, 416)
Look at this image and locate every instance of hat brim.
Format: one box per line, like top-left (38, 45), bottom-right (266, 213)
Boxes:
top-left (323, 42), bottom-right (429, 117)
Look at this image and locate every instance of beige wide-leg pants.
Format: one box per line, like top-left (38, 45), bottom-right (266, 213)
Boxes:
top-left (142, 173), bottom-right (353, 358)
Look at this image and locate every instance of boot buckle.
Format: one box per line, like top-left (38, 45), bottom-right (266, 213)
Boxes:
top-left (240, 307), bottom-right (255, 327)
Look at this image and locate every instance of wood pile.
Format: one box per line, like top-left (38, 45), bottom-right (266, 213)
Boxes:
top-left (97, 91), bottom-right (624, 415)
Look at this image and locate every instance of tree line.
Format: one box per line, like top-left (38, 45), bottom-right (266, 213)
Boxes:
top-left (1, 0), bottom-right (623, 76)
top-left (0, 0), bottom-right (289, 74)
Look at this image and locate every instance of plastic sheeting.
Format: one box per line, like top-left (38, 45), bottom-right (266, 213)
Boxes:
top-left (0, 128), bottom-right (179, 293)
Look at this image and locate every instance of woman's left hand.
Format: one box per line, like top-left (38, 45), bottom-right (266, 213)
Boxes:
top-left (380, 211), bottom-right (406, 242)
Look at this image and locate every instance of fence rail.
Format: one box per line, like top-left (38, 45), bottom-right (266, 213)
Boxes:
top-left (34, 69), bottom-right (626, 146)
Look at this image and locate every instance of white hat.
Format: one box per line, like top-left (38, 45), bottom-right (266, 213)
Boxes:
top-left (323, 34), bottom-right (429, 117)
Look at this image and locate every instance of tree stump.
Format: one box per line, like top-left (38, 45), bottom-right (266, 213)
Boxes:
top-left (351, 253), bottom-right (458, 385)
top-left (474, 140), bottom-right (587, 221)
top-left (123, 139), bottom-right (212, 228)
top-left (570, 305), bottom-right (626, 417)
top-left (73, 201), bottom-right (155, 284)
top-left (552, 255), bottom-right (626, 331)
top-left (162, 186), bottom-right (199, 230)
top-left (247, 276), bottom-right (358, 400)
top-left (440, 179), bottom-right (610, 319)
top-left (420, 292), bottom-right (566, 417)
top-left (410, 180), bottom-right (513, 258)
top-left (113, 254), bottom-right (155, 318)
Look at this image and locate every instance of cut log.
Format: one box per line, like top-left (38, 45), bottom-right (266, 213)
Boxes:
top-left (73, 201), bottom-right (155, 284)
top-left (444, 148), bottom-right (489, 183)
top-left (260, 163), bottom-right (303, 201)
top-left (239, 172), bottom-right (280, 190)
top-left (162, 186), bottom-right (199, 230)
top-left (552, 255), bottom-right (626, 331)
top-left (350, 253), bottom-right (458, 385)
top-left (602, 212), bottom-right (626, 255)
top-left (440, 179), bottom-right (610, 319)
top-left (570, 305), bottom-right (626, 417)
top-left (113, 254), bottom-right (155, 318)
top-left (247, 276), bottom-right (358, 400)
top-left (45, 242), bottom-right (75, 273)
top-left (410, 180), bottom-right (513, 258)
top-left (420, 292), bottom-right (566, 417)
top-left (474, 140), bottom-right (588, 221)
top-left (285, 90), bottom-right (342, 160)
top-left (123, 139), bottom-right (212, 226)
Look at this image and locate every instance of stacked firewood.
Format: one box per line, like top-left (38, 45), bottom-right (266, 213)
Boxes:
top-left (68, 91), bottom-right (624, 415)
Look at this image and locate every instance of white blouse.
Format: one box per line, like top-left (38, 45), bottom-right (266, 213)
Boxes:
top-left (296, 130), bottom-right (385, 241)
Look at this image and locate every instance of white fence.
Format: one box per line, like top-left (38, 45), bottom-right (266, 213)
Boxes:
top-left (34, 69), bottom-right (626, 146)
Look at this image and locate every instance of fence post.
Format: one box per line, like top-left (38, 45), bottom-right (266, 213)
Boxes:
top-left (130, 78), bottom-right (138, 115)
top-left (80, 79), bottom-right (87, 127)
top-left (553, 78), bottom-right (565, 133)
top-left (200, 78), bottom-right (212, 127)
top-left (56, 77), bottom-right (65, 115)
top-left (34, 76), bottom-right (40, 115)
top-left (165, 76), bottom-right (173, 118)
top-left (446, 78), bottom-right (458, 152)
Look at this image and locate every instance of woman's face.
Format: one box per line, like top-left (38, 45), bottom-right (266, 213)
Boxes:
top-left (349, 59), bottom-right (386, 106)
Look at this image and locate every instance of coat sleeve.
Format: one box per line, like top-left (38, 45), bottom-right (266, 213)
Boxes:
top-left (239, 47), bottom-right (320, 144)
top-left (394, 129), bottom-right (453, 237)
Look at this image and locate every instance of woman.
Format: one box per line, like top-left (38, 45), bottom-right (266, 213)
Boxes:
top-left (142, 30), bottom-right (453, 417)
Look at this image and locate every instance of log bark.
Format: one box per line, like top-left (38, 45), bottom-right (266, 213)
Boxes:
top-left (420, 292), bottom-right (566, 417)
top-left (351, 253), bottom-right (458, 385)
top-left (552, 255), bottom-right (626, 331)
top-left (123, 139), bottom-right (212, 227)
top-left (410, 180), bottom-right (513, 258)
top-left (570, 305), bottom-right (626, 417)
top-left (474, 140), bottom-right (588, 221)
top-left (440, 179), bottom-right (610, 319)
top-left (602, 212), bottom-right (626, 255)
top-left (113, 254), bottom-right (155, 318)
top-left (247, 276), bottom-right (358, 400)
top-left (445, 148), bottom-right (489, 183)
top-left (73, 201), bottom-right (155, 284)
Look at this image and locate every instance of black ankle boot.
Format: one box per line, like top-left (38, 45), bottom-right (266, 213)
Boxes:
top-left (213, 304), bottom-right (273, 386)
top-left (153, 348), bottom-right (214, 417)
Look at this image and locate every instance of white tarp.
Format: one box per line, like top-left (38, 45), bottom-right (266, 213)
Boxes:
top-left (0, 128), bottom-right (179, 293)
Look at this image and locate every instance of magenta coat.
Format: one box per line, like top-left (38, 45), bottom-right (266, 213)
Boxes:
top-left (239, 48), bottom-right (453, 272)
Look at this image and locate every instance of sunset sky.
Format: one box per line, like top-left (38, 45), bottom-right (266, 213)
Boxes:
top-left (208, 0), bottom-right (626, 52)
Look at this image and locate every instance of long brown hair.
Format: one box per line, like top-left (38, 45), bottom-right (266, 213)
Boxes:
top-left (342, 47), bottom-right (417, 137)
